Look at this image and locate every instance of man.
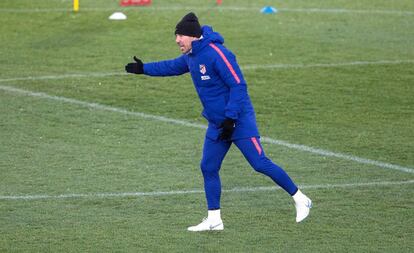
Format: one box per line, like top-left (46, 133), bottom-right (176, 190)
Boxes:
top-left (125, 12), bottom-right (312, 232)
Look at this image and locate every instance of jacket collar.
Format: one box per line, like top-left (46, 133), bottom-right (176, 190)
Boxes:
top-left (189, 26), bottom-right (224, 55)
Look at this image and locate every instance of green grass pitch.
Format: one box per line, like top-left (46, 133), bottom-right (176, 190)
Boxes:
top-left (0, 0), bottom-right (413, 252)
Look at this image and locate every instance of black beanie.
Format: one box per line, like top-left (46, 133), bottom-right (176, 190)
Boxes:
top-left (175, 12), bottom-right (202, 38)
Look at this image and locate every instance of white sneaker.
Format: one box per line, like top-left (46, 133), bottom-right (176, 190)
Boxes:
top-left (293, 190), bottom-right (312, 223)
top-left (187, 217), bottom-right (224, 232)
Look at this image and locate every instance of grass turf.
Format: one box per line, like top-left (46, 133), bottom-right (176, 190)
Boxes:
top-left (0, 0), bottom-right (413, 252)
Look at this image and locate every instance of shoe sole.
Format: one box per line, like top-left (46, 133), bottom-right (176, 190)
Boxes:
top-left (187, 223), bottom-right (224, 232)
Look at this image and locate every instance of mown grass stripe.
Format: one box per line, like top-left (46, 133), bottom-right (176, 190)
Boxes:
top-left (0, 7), bottom-right (413, 16)
top-left (1, 180), bottom-right (413, 201)
top-left (1, 60), bottom-right (413, 83)
top-left (1, 85), bottom-right (413, 174)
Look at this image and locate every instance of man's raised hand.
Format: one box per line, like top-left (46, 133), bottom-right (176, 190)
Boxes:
top-left (125, 56), bottom-right (144, 74)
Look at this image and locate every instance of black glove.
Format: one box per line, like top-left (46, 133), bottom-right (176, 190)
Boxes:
top-left (219, 118), bottom-right (235, 141)
top-left (125, 56), bottom-right (144, 74)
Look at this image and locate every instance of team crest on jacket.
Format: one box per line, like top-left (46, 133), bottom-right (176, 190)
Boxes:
top-left (199, 64), bottom-right (211, 80)
top-left (199, 64), bottom-right (207, 74)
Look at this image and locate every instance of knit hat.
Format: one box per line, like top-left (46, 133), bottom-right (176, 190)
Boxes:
top-left (175, 12), bottom-right (202, 38)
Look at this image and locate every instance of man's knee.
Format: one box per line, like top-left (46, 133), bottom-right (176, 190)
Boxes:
top-left (250, 156), bottom-right (273, 174)
top-left (200, 160), bottom-right (219, 177)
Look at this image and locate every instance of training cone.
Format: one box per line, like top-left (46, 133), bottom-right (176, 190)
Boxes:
top-left (216, 0), bottom-right (222, 5)
top-left (261, 6), bottom-right (277, 14)
top-left (109, 12), bottom-right (127, 20)
top-left (120, 0), bottom-right (152, 6)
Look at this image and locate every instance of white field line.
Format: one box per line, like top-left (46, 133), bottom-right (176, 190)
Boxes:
top-left (1, 180), bottom-right (413, 201)
top-left (0, 72), bottom-right (124, 83)
top-left (241, 59), bottom-right (414, 70)
top-left (0, 6), bottom-right (413, 16)
top-left (1, 85), bottom-right (413, 174)
top-left (0, 85), bottom-right (207, 129)
top-left (1, 59), bottom-right (413, 83)
top-left (260, 137), bottom-right (414, 174)
top-left (280, 7), bottom-right (414, 16)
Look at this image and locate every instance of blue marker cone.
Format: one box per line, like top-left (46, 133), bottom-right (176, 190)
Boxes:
top-left (261, 6), bottom-right (277, 14)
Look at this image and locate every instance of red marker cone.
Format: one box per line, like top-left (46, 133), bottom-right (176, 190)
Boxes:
top-left (120, 0), bottom-right (152, 7)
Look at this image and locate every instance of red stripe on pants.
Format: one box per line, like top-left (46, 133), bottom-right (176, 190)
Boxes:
top-left (251, 137), bottom-right (262, 155)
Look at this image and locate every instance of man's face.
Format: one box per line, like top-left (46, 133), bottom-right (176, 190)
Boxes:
top-left (175, 34), bottom-right (198, 54)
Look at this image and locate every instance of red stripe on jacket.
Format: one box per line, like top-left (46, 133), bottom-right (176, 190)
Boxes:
top-left (209, 43), bottom-right (241, 84)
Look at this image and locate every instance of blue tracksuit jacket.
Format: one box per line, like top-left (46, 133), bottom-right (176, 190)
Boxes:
top-left (143, 26), bottom-right (260, 140)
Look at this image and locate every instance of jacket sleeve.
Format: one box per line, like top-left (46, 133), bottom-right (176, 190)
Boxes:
top-left (143, 55), bottom-right (189, 76)
top-left (211, 45), bottom-right (247, 120)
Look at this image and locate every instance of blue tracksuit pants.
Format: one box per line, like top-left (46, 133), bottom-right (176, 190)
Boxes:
top-left (200, 136), bottom-right (298, 210)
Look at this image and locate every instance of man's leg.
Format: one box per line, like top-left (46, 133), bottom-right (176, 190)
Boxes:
top-left (234, 137), bottom-right (312, 222)
top-left (188, 136), bottom-right (231, 231)
top-left (200, 136), bottom-right (232, 210)
top-left (234, 137), bottom-right (297, 194)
